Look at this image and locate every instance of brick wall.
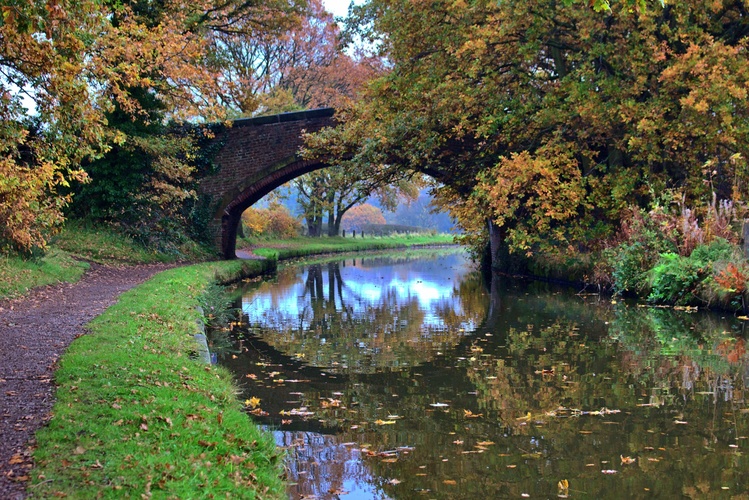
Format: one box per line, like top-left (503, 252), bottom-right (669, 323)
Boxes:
top-left (198, 108), bottom-right (336, 258)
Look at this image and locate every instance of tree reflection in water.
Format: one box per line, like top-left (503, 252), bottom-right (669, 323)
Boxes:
top-left (217, 249), bottom-right (749, 499)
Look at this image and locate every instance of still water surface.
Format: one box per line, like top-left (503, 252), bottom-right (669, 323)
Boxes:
top-left (217, 248), bottom-right (749, 499)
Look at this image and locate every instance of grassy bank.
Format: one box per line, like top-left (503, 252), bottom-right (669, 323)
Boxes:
top-left (0, 222), bottom-right (213, 301)
top-left (0, 249), bottom-right (89, 300)
top-left (243, 233), bottom-right (456, 260)
top-left (31, 259), bottom-right (283, 499)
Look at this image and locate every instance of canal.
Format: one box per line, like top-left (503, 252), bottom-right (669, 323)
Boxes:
top-left (215, 248), bottom-right (749, 499)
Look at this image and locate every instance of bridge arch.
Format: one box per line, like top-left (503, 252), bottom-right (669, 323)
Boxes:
top-left (198, 108), bottom-right (336, 259)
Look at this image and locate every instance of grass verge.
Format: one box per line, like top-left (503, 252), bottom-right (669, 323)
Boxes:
top-left (0, 249), bottom-right (89, 301)
top-left (52, 221), bottom-right (214, 265)
top-left (1, 222), bottom-right (215, 301)
top-left (30, 259), bottom-right (284, 499)
top-left (243, 234), bottom-right (456, 260)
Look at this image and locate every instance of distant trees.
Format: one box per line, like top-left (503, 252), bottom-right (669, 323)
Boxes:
top-left (241, 202), bottom-right (301, 238)
top-left (341, 203), bottom-right (386, 231)
top-left (294, 167), bottom-right (419, 237)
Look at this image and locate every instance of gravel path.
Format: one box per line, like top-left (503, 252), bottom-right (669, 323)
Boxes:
top-left (0, 263), bottom-right (174, 499)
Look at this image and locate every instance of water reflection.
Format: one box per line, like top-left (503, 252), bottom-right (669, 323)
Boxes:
top-left (239, 251), bottom-right (486, 373)
top-left (218, 249), bottom-right (749, 499)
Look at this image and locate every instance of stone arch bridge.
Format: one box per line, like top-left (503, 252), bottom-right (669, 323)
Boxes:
top-left (198, 108), bottom-right (336, 259)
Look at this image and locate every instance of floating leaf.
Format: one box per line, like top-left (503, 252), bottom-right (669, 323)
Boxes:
top-left (374, 419), bottom-right (396, 425)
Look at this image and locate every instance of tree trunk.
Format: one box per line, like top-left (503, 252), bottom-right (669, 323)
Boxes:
top-left (327, 208), bottom-right (337, 236)
top-left (488, 218), bottom-right (503, 272)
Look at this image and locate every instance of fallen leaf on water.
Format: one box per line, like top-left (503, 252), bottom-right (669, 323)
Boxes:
top-left (374, 419), bottom-right (396, 425)
top-left (463, 410), bottom-right (483, 418)
top-left (245, 397), bottom-right (261, 408)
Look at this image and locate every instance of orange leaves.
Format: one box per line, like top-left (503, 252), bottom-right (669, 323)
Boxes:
top-left (715, 262), bottom-right (748, 294)
top-left (476, 141), bottom-right (584, 253)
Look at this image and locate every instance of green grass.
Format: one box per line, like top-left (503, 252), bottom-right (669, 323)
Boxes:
top-left (0, 249), bottom-right (89, 300)
top-left (0, 222), bottom-right (216, 301)
top-left (52, 221), bottom-right (213, 265)
top-left (30, 259), bottom-right (283, 499)
top-left (242, 233), bottom-right (456, 261)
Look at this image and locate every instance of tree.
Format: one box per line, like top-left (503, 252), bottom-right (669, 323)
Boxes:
top-left (209, 0), bottom-right (380, 116)
top-left (341, 203), bottom-right (386, 231)
top-left (294, 165), bottom-right (419, 236)
top-left (0, 0), bottom-right (302, 252)
top-left (307, 0), bottom-right (749, 264)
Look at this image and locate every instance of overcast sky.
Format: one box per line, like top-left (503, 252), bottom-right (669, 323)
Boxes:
top-left (322, 0), bottom-right (354, 19)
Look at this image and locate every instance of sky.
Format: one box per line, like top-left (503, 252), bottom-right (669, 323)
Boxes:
top-left (322, 0), bottom-right (354, 19)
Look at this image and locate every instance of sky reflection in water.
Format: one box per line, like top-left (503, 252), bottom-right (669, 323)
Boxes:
top-left (218, 249), bottom-right (749, 499)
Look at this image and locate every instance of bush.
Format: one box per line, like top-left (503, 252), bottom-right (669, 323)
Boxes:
top-left (607, 209), bottom-right (677, 295)
top-left (648, 239), bottom-right (747, 307)
top-left (241, 202), bottom-right (301, 238)
top-left (648, 253), bottom-right (705, 305)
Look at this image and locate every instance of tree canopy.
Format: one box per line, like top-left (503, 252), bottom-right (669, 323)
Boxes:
top-left (306, 0), bottom-right (749, 258)
top-left (0, 0), bottom-right (301, 251)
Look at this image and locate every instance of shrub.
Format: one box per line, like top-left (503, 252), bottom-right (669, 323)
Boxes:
top-left (648, 253), bottom-right (704, 305)
top-left (648, 239), bottom-right (746, 307)
top-left (241, 202), bottom-right (301, 239)
top-left (607, 208), bottom-right (677, 295)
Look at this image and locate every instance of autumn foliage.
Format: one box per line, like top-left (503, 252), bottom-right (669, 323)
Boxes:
top-left (0, 0), bottom-right (301, 252)
top-left (308, 0), bottom-right (749, 263)
top-left (241, 202), bottom-right (302, 238)
top-left (341, 203), bottom-right (387, 231)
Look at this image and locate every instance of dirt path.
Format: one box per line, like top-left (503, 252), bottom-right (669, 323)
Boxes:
top-left (0, 263), bottom-right (175, 500)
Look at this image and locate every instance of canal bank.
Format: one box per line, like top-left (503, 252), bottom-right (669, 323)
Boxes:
top-left (26, 236), bottom-right (455, 498)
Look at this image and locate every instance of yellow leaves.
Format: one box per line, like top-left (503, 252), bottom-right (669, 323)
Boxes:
top-left (374, 419), bottom-right (396, 425)
top-left (244, 396), bottom-right (261, 408)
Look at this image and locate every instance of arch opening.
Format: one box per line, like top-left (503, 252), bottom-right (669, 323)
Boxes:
top-left (220, 158), bottom-right (329, 259)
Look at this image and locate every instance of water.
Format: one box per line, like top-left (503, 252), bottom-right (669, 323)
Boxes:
top-left (215, 248), bottom-right (749, 499)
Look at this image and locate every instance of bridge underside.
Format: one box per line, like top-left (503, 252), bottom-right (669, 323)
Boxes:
top-left (216, 158), bottom-right (327, 259)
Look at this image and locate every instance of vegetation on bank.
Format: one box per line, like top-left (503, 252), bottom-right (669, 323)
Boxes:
top-left (0, 222), bottom-right (212, 302)
top-left (31, 259), bottom-right (284, 499)
top-left (241, 233), bottom-right (456, 260)
top-left (0, 249), bottom-right (89, 301)
top-left (512, 199), bottom-right (749, 312)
